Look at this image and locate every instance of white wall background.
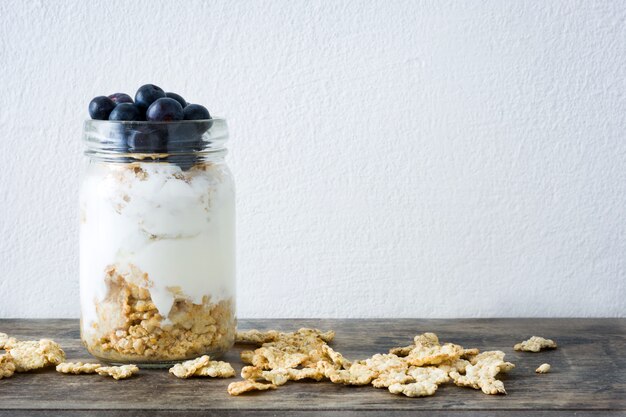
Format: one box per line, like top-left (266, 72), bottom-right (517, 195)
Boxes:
top-left (0, 0), bottom-right (624, 318)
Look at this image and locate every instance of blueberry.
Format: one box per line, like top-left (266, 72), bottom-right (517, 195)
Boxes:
top-left (135, 84), bottom-right (165, 110)
top-left (126, 125), bottom-right (168, 153)
top-left (167, 155), bottom-right (197, 171)
top-left (167, 122), bottom-right (203, 148)
top-left (104, 123), bottom-right (129, 151)
top-left (183, 104), bottom-right (211, 120)
top-left (165, 92), bottom-right (187, 108)
top-left (88, 96), bottom-right (116, 120)
top-left (146, 98), bottom-right (184, 122)
top-left (108, 93), bottom-right (134, 104)
top-left (108, 103), bottom-right (142, 121)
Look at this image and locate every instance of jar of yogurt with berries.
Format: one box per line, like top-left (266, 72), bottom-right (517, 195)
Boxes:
top-left (80, 85), bottom-right (236, 366)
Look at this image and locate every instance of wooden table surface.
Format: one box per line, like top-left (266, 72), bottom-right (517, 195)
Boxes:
top-left (0, 318), bottom-right (624, 416)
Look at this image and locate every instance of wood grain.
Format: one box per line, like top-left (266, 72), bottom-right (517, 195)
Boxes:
top-left (0, 319), bottom-right (624, 416)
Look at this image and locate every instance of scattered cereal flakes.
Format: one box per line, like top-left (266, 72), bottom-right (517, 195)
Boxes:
top-left (294, 328), bottom-right (335, 343)
top-left (362, 353), bottom-right (407, 373)
top-left (536, 363), bottom-right (551, 374)
top-left (251, 328), bottom-right (335, 367)
top-left (389, 345), bottom-right (413, 357)
top-left (372, 370), bottom-right (413, 388)
top-left (251, 347), bottom-right (308, 370)
top-left (321, 345), bottom-right (351, 369)
top-left (449, 351), bottom-right (514, 395)
top-left (414, 333), bottom-right (440, 345)
top-left (6, 339), bottom-right (66, 372)
top-left (240, 350), bottom-right (255, 364)
top-left (326, 362), bottom-right (378, 386)
top-left (227, 380), bottom-right (277, 396)
top-left (405, 334), bottom-right (464, 367)
top-left (391, 333), bottom-right (479, 363)
top-left (514, 336), bottom-right (557, 352)
top-left (169, 355), bottom-right (211, 378)
top-left (241, 365), bottom-right (263, 380)
top-left (388, 366), bottom-right (449, 397)
top-left (438, 358), bottom-right (471, 375)
top-left (241, 365), bottom-right (325, 386)
top-left (236, 329), bottom-right (280, 344)
top-left (388, 382), bottom-right (435, 397)
top-left (0, 353), bottom-right (15, 379)
top-left (56, 362), bottom-right (102, 374)
top-left (408, 366), bottom-right (450, 384)
top-left (195, 361), bottom-right (235, 378)
top-left (96, 365), bottom-right (139, 380)
top-left (363, 353), bottom-right (410, 388)
top-left (461, 348), bottom-right (480, 359)
top-left (0, 333), bottom-right (12, 349)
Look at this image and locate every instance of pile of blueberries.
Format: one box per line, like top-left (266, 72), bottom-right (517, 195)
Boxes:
top-left (88, 84), bottom-right (213, 170)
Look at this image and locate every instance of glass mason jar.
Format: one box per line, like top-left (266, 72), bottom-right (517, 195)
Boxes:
top-left (80, 119), bottom-right (236, 366)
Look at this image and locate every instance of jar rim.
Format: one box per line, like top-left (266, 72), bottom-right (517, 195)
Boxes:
top-left (84, 117), bottom-right (225, 126)
top-left (83, 118), bottom-right (228, 164)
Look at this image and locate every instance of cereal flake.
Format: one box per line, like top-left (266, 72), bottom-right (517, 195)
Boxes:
top-left (514, 336), bottom-right (557, 352)
top-left (169, 355), bottom-right (211, 378)
top-left (388, 366), bottom-right (449, 397)
top-left (56, 362), bottom-right (102, 374)
top-left (321, 344), bottom-right (352, 369)
top-left (372, 370), bottom-right (413, 388)
top-left (449, 351), bottom-right (514, 395)
top-left (96, 364), bottom-right (139, 380)
top-left (326, 362), bottom-right (378, 386)
top-left (6, 339), bottom-right (65, 372)
top-left (0, 333), bottom-right (17, 350)
top-left (227, 380), bottom-right (277, 396)
top-left (0, 353), bottom-right (15, 379)
top-left (241, 365), bottom-right (324, 386)
top-left (236, 329), bottom-right (279, 344)
top-left (404, 333), bottom-right (464, 367)
top-left (195, 360), bottom-right (236, 378)
top-left (251, 347), bottom-right (309, 369)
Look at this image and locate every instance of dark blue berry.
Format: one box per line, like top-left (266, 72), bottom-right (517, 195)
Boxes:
top-left (135, 84), bottom-right (165, 110)
top-left (126, 125), bottom-right (168, 153)
top-left (165, 92), bottom-right (187, 108)
top-left (146, 98), bottom-right (184, 121)
top-left (88, 96), bottom-right (116, 120)
top-left (109, 103), bottom-right (142, 121)
top-left (108, 93), bottom-right (134, 105)
top-left (183, 104), bottom-right (211, 120)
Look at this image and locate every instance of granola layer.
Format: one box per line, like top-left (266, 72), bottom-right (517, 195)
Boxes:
top-left (82, 265), bottom-right (235, 363)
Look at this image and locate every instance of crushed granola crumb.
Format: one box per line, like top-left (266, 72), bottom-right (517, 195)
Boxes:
top-left (536, 363), bottom-right (551, 373)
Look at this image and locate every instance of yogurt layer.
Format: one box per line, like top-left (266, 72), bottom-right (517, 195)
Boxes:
top-left (80, 162), bottom-right (235, 335)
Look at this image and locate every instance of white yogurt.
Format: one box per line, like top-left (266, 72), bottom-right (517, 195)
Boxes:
top-left (79, 162), bottom-right (235, 335)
